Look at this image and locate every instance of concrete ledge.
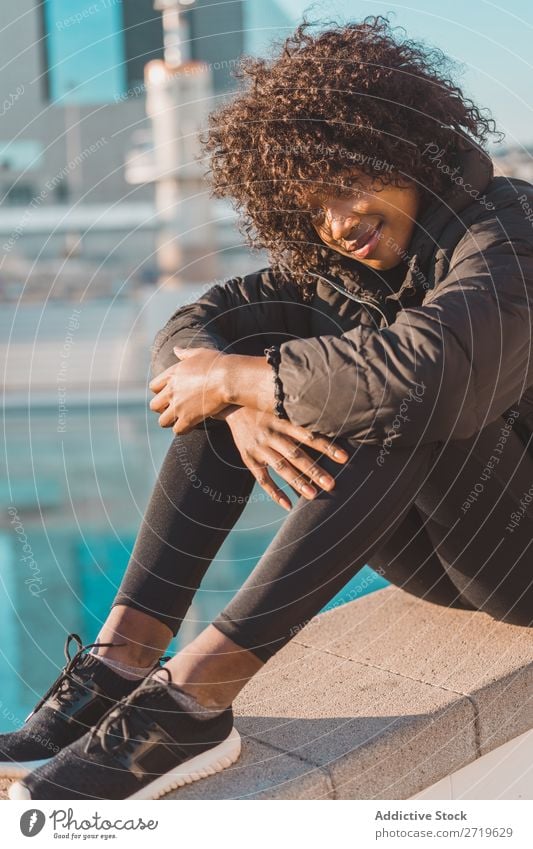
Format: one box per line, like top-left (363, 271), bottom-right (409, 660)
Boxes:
top-left (168, 585), bottom-right (533, 799)
top-left (1, 585), bottom-right (532, 800)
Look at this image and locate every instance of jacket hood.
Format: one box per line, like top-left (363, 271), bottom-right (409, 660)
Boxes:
top-left (386, 130), bottom-right (494, 303)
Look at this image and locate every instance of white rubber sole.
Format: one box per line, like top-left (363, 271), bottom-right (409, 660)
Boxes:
top-left (129, 728), bottom-right (242, 800)
top-left (1, 758), bottom-right (51, 779)
top-left (8, 728), bottom-right (241, 801)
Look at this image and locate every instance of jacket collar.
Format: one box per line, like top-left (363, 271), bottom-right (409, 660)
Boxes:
top-left (384, 131), bottom-right (494, 302)
top-left (333, 132), bottom-right (494, 304)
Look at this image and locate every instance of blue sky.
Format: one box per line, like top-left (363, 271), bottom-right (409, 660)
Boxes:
top-left (247, 0), bottom-right (533, 148)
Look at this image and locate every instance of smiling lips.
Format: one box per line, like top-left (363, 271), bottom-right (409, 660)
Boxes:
top-left (340, 221), bottom-right (383, 256)
top-left (348, 224), bottom-right (377, 249)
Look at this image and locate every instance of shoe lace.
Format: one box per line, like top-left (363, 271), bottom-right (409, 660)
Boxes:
top-left (26, 632), bottom-right (124, 721)
top-left (86, 667), bottom-right (172, 756)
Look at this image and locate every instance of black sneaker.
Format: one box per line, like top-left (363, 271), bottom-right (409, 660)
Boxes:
top-left (0, 633), bottom-right (159, 778)
top-left (8, 672), bottom-right (241, 800)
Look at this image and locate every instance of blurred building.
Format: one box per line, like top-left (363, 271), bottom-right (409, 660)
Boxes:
top-left (0, 0), bottom-right (298, 401)
top-left (0, 0), bottom-right (293, 301)
top-left (1, 1), bottom-right (162, 207)
top-left (0, 0), bottom-right (248, 209)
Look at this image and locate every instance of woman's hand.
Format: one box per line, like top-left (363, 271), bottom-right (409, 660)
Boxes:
top-left (221, 407), bottom-right (349, 511)
top-left (149, 346), bottom-right (277, 434)
top-left (149, 347), bottom-right (229, 433)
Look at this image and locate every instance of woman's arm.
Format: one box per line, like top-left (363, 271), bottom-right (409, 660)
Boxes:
top-left (149, 347), bottom-right (276, 430)
top-left (272, 235), bottom-right (533, 445)
top-left (151, 266), bottom-right (311, 377)
top-left (151, 220), bottom-right (533, 446)
top-left (152, 236), bottom-right (533, 443)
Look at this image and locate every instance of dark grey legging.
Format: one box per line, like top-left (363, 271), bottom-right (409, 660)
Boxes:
top-left (112, 411), bottom-right (533, 662)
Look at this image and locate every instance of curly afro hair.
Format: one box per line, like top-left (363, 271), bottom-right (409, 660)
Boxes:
top-left (200, 15), bottom-right (500, 290)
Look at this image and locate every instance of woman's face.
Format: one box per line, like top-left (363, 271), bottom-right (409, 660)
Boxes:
top-left (306, 170), bottom-right (421, 271)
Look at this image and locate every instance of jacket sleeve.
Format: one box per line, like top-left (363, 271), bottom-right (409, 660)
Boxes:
top-left (151, 267), bottom-right (311, 378)
top-left (277, 234), bottom-right (533, 445)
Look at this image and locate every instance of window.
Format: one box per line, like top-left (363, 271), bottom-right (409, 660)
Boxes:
top-left (41, 0), bottom-right (127, 103)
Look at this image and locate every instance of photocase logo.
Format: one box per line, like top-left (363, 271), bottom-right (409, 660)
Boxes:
top-left (20, 809), bottom-right (46, 837)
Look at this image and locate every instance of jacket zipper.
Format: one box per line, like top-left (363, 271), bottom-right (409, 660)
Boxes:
top-left (306, 270), bottom-right (390, 328)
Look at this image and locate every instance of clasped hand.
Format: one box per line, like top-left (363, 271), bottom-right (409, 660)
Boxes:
top-left (149, 346), bottom-right (227, 434)
top-left (148, 345), bottom-right (349, 509)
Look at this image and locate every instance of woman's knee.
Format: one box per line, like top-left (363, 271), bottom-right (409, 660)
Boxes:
top-left (336, 433), bottom-right (439, 475)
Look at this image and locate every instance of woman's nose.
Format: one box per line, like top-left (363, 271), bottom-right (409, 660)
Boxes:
top-left (325, 208), bottom-right (359, 241)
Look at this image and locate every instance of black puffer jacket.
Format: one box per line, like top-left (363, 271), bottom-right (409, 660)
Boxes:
top-left (152, 134), bottom-right (533, 450)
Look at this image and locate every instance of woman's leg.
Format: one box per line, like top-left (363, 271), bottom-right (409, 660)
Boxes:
top-left (413, 415), bottom-right (533, 624)
top-left (163, 414), bottom-right (533, 707)
top-left (163, 437), bottom-right (441, 701)
top-left (95, 422), bottom-right (256, 665)
top-left (367, 505), bottom-right (476, 610)
top-left (211, 439), bottom-right (439, 659)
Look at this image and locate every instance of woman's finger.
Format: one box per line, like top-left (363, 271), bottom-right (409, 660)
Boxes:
top-left (149, 367), bottom-right (174, 394)
top-left (270, 435), bottom-right (336, 491)
top-left (246, 456), bottom-right (292, 511)
top-left (172, 416), bottom-right (196, 435)
top-left (281, 422), bottom-right (349, 463)
top-left (149, 387), bottom-right (170, 413)
top-left (158, 404), bottom-right (179, 428)
top-left (260, 447), bottom-right (318, 500)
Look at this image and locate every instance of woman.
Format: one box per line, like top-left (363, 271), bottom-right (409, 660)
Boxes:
top-left (6, 17), bottom-right (533, 800)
